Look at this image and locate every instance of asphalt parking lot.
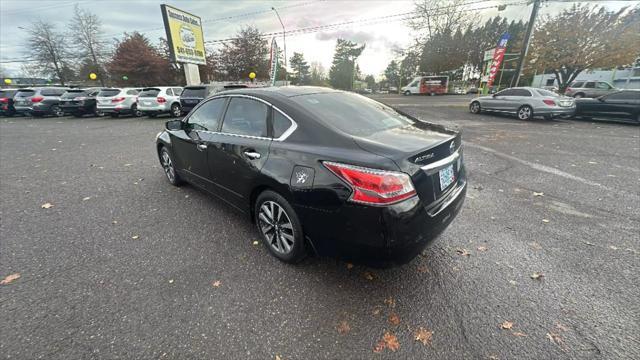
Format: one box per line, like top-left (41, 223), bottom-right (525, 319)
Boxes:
top-left (1, 95), bottom-right (639, 359)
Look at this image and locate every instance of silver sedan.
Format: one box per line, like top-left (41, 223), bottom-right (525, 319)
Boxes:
top-left (469, 87), bottom-right (575, 120)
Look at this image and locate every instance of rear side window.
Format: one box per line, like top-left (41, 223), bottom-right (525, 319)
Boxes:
top-left (221, 98), bottom-right (268, 137)
top-left (187, 98), bottom-right (226, 131)
top-left (15, 90), bottom-right (35, 98)
top-left (165, 89), bottom-right (174, 96)
top-left (272, 110), bottom-right (293, 138)
top-left (182, 87), bottom-right (206, 98)
top-left (512, 89), bottom-right (532, 97)
top-left (62, 91), bottom-right (86, 98)
top-left (98, 89), bottom-right (120, 97)
top-left (139, 89), bottom-right (160, 97)
top-left (571, 82), bottom-right (584, 88)
top-left (173, 88), bottom-right (183, 96)
top-left (584, 82), bottom-right (595, 88)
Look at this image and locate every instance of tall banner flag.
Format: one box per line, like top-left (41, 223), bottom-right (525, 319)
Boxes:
top-left (269, 38), bottom-right (279, 86)
top-left (486, 33), bottom-right (510, 88)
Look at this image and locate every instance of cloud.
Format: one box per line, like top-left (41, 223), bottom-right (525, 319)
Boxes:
top-left (315, 29), bottom-right (376, 43)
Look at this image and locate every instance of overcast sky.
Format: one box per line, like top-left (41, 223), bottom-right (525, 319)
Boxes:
top-left (1, 0), bottom-right (638, 78)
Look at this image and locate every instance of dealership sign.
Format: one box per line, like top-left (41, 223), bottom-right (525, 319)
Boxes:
top-left (486, 33), bottom-right (510, 88)
top-left (160, 4), bottom-right (206, 65)
top-left (269, 38), bottom-right (279, 86)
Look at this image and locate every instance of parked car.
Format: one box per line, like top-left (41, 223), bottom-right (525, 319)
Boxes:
top-left (13, 87), bottom-right (68, 117)
top-left (137, 87), bottom-right (183, 117)
top-left (575, 90), bottom-right (640, 123)
top-left (469, 87), bottom-right (575, 121)
top-left (96, 88), bottom-right (142, 117)
top-left (565, 80), bottom-right (618, 98)
top-left (156, 86), bottom-right (466, 266)
top-left (59, 88), bottom-right (102, 117)
top-left (180, 84), bottom-right (248, 115)
top-left (0, 88), bottom-right (18, 117)
top-left (466, 87), bottom-right (479, 94)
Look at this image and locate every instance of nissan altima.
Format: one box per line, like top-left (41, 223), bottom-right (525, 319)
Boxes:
top-left (156, 87), bottom-right (466, 266)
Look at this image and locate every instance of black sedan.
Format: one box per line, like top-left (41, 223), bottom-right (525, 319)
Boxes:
top-left (156, 87), bottom-right (466, 266)
top-left (575, 90), bottom-right (640, 123)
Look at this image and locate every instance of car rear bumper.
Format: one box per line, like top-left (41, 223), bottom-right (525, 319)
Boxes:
top-left (97, 104), bottom-right (133, 114)
top-left (138, 103), bottom-right (170, 112)
top-left (60, 104), bottom-right (93, 112)
top-left (14, 105), bottom-right (32, 113)
top-left (536, 107), bottom-right (576, 117)
top-left (298, 171), bottom-right (467, 266)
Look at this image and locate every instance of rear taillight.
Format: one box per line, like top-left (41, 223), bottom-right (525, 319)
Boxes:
top-left (111, 97), bottom-right (125, 103)
top-left (542, 99), bottom-right (556, 106)
top-left (323, 161), bottom-right (416, 205)
top-left (31, 96), bottom-right (44, 103)
top-left (0, 97), bottom-right (8, 103)
top-left (156, 97), bottom-right (167, 103)
top-left (566, 87), bottom-right (572, 92)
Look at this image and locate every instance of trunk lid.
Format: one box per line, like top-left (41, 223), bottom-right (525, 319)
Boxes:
top-left (353, 121), bottom-right (461, 204)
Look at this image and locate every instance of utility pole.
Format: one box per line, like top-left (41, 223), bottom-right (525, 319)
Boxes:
top-left (511, 0), bottom-right (542, 87)
top-left (271, 7), bottom-right (288, 86)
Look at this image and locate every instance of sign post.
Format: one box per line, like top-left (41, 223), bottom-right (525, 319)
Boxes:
top-left (269, 38), bottom-right (279, 86)
top-left (160, 4), bottom-right (206, 85)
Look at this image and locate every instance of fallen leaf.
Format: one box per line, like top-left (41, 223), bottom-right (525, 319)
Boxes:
top-left (363, 271), bottom-right (374, 281)
top-left (252, 240), bottom-right (259, 245)
top-left (529, 242), bottom-right (542, 250)
top-left (82, 197), bottom-right (91, 201)
top-left (587, 161), bottom-right (597, 164)
top-left (124, 163), bottom-right (132, 167)
top-left (417, 265), bottom-right (430, 273)
top-left (388, 312), bottom-right (401, 326)
top-left (542, 219), bottom-right (550, 223)
top-left (131, 235), bottom-right (139, 240)
top-left (0, 273), bottom-right (20, 285)
top-left (372, 307), bottom-right (382, 316)
top-left (212, 280), bottom-right (221, 288)
top-left (533, 192), bottom-right (544, 197)
top-left (383, 331), bottom-right (400, 351)
top-left (112, 220), bottom-right (118, 224)
top-left (509, 280), bottom-right (517, 285)
top-left (477, 246), bottom-right (487, 252)
top-left (501, 321), bottom-right (514, 330)
top-left (609, 245), bottom-right (618, 250)
top-left (373, 340), bottom-right (386, 353)
top-left (512, 332), bottom-right (527, 337)
top-left (414, 327), bottom-right (433, 346)
top-left (383, 297), bottom-right (396, 308)
top-left (531, 272), bottom-right (544, 280)
top-left (346, 263), bottom-right (354, 270)
top-left (546, 332), bottom-right (563, 345)
top-left (275, 355), bottom-right (282, 360)
top-left (556, 323), bottom-right (568, 332)
top-left (337, 320), bottom-right (350, 334)
top-left (456, 248), bottom-right (470, 256)
top-left (41, 202), bottom-right (54, 209)
top-left (168, 279), bottom-right (174, 284)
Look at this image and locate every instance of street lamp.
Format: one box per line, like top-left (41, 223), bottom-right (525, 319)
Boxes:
top-left (271, 7), bottom-right (288, 86)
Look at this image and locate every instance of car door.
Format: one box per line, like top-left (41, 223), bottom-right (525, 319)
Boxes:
top-left (169, 97), bottom-right (227, 189)
top-left (489, 89), bottom-right (515, 111)
top-left (508, 89), bottom-right (532, 112)
top-left (601, 91), bottom-right (640, 120)
top-left (583, 82), bottom-right (596, 97)
top-left (204, 96), bottom-right (272, 210)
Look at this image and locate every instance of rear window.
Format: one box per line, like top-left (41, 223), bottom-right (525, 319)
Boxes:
top-left (41, 88), bottom-right (65, 96)
top-left (182, 87), bottom-right (206, 98)
top-left (291, 92), bottom-right (414, 136)
top-left (535, 89), bottom-right (559, 97)
top-left (98, 89), bottom-right (121, 97)
top-left (0, 90), bottom-right (17, 98)
top-left (62, 90), bottom-right (87, 98)
top-left (15, 90), bottom-right (35, 98)
top-left (139, 89), bottom-right (161, 97)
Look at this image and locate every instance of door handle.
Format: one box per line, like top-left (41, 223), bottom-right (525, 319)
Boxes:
top-left (243, 150), bottom-right (261, 159)
top-left (197, 143), bottom-right (207, 151)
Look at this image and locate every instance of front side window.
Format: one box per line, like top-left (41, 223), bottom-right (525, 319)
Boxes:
top-left (165, 88), bottom-right (174, 96)
top-left (221, 98), bottom-right (269, 137)
top-left (496, 89), bottom-right (516, 96)
top-left (596, 82), bottom-right (611, 89)
top-left (409, 80), bottom-right (419, 87)
top-left (605, 91), bottom-right (640, 101)
top-left (584, 82), bottom-right (595, 88)
top-left (187, 98), bottom-right (226, 131)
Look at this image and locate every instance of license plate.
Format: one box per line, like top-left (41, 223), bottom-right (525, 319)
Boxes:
top-left (439, 164), bottom-right (455, 190)
top-left (143, 101), bottom-right (151, 106)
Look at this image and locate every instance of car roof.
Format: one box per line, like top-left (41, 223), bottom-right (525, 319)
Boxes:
top-left (219, 86), bottom-right (341, 99)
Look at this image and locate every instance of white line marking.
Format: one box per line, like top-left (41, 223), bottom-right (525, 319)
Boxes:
top-left (466, 142), bottom-right (606, 189)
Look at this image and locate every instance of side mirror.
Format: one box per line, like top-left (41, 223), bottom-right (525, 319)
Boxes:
top-left (166, 119), bottom-right (184, 131)
top-left (492, 93), bottom-right (497, 98)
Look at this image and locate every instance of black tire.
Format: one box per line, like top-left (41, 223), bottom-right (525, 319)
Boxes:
top-left (403, 90), bottom-right (411, 96)
top-left (94, 107), bottom-right (104, 117)
top-left (132, 105), bottom-right (143, 117)
top-left (170, 103), bottom-right (181, 117)
top-left (159, 147), bottom-right (182, 186)
top-left (517, 105), bottom-right (533, 121)
top-left (51, 105), bottom-right (64, 117)
top-left (147, 113), bottom-right (157, 118)
top-left (573, 93), bottom-right (585, 99)
top-left (469, 101), bottom-right (481, 114)
top-left (255, 190), bottom-right (307, 263)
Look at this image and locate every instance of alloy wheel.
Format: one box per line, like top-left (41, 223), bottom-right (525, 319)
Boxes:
top-left (518, 106), bottom-right (532, 120)
top-left (53, 106), bottom-right (64, 117)
top-left (258, 201), bottom-right (295, 254)
top-left (161, 150), bottom-right (175, 182)
top-left (171, 105), bottom-right (181, 117)
top-left (470, 102), bottom-right (480, 114)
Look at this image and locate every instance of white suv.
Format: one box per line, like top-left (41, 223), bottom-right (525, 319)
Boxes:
top-left (96, 88), bottom-right (142, 117)
top-left (138, 87), bottom-right (183, 117)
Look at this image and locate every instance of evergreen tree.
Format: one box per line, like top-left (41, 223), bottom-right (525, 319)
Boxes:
top-left (328, 39), bottom-right (365, 90)
top-left (289, 52), bottom-right (310, 85)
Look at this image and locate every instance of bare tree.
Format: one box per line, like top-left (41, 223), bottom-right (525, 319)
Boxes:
top-left (69, 5), bottom-right (107, 86)
top-left (408, 0), bottom-right (470, 41)
top-left (23, 21), bottom-right (70, 85)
